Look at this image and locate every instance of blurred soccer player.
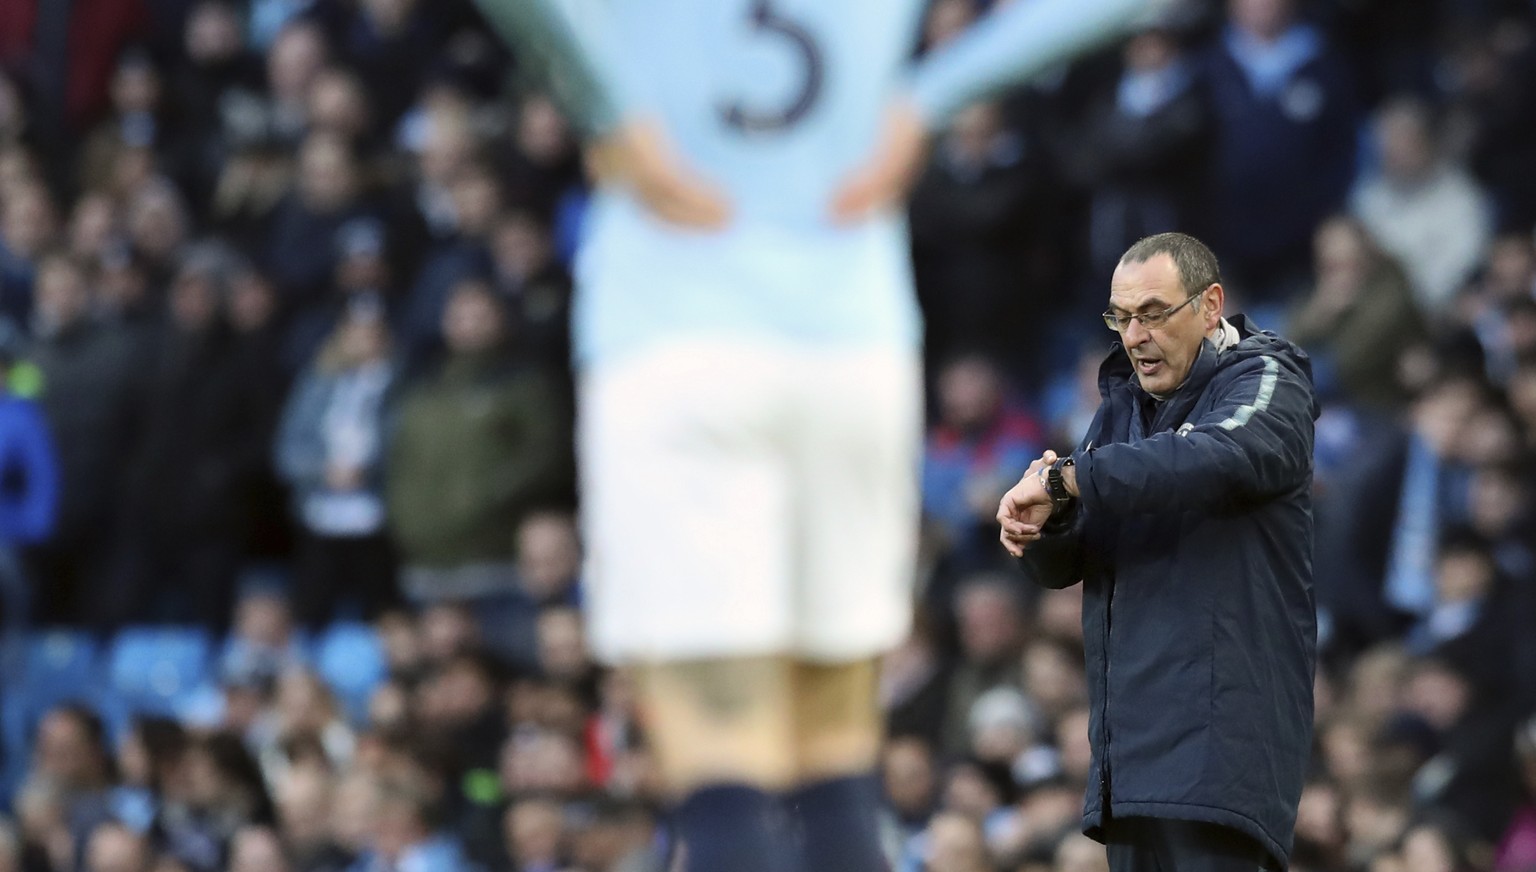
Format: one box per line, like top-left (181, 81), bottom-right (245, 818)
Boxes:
top-left (473, 2), bottom-right (1161, 872)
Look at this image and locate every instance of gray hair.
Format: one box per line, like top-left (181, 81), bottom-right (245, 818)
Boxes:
top-left (1120, 232), bottom-right (1223, 299)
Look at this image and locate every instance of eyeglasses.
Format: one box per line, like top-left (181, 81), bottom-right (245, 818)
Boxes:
top-left (1101, 290), bottom-right (1204, 333)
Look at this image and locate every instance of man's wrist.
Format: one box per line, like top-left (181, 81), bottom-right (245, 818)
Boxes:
top-left (1062, 460), bottom-right (1078, 498)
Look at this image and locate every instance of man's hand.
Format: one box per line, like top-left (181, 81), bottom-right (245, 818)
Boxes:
top-left (828, 99), bottom-right (928, 224)
top-left (997, 450), bottom-right (1059, 558)
top-left (588, 118), bottom-right (731, 230)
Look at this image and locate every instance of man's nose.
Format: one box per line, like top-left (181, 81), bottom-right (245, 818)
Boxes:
top-left (1123, 317), bottom-right (1150, 346)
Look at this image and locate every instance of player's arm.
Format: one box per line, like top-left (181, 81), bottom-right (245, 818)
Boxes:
top-left (832, 0), bottom-right (1164, 221)
top-left (472, 0), bottom-right (729, 228)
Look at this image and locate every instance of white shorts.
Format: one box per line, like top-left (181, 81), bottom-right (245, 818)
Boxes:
top-left (579, 340), bottom-right (922, 664)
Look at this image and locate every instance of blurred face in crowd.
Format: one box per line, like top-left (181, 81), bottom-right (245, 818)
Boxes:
top-left (186, 1), bottom-right (243, 65)
top-left (1056, 834), bottom-right (1110, 872)
top-left (419, 114), bottom-right (474, 187)
top-left (505, 799), bottom-right (564, 868)
top-left (1319, 718), bottom-right (1371, 788)
top-left (1469, 466), bottom-right (1528, 536)
top-left (1435, 547), bottom-right (1493, 605)
top-left (228, 270), bottom-right (278, 332)
top-left (441, 283), bottom-right (505, 355)
top-left (269, 23), bottom-right (327, 105)
top-left (127, 186), bottom-right (189, 263)
top-left (1022, 640), bottom-right (1087, 718)
top-left (372, 794), bottom-right (429, 860)
top-left (2, 184), bottom-right (57, 258)
top-left (1295, 782), bottom-right (1345, 858)
top-left (492, 212), bottom-right (554, 283)
top-left (367, 681), bottom-right (411, 732)
top-left (377, 610), bottom-right (424, 674)
top-left (449, 169), bottom-right (502, 237)
top-left (1313, 218), bottom-right (1374, 297)
top-left (1401, 825), bottom-right (1456, 872)
top-left (1229, 0), bottom-right (1294, 41)
top-left (331, 775), bottom-right (383, 853)
top-left (1056, 707), bottom-right (1093, 783)
top-left (1403, 664), bottom-right (1469, 732)
top-left (1349, 646), bottom-right (1407, 722)
top-left (419, 658), bottom-right (494, 727)
top-left (883, 737), bottom-right (937, 819)
top-left (537, 608), bottom-right (590, 681)
top-left (111, 57), bottom-right (160, 117)
top-left (229, 826), bottom-right (291, 872)
top-left (308, 69), bottom-right (370, 141)
top-left (517, 513), bottom-right (581, 602)
top-left (35, 258), bottom-right (92, 333)
top-left (84, 824), bottom-right (147, 872)
top-left (276, 766), bottom-right (334, 848)
top-left (941, 762), bottom-right (1002, 820)
top-left (923, 812), bottom-right (988, 872)
top-left (299, 134), bottom-right (360, 212)
top-left (1125, 30), bottom-right (1178, 73)
top-left (1036, 586), bottom-right (1083, 643)
top-left (235, 593), bottom-right (292, 649)
top-left (70, 193), bottom-right (120, 260)
top-left (36, 710), bottom-right (107, 790)
top-left (420, 603), bottom-right (478, 663)
top-left (362, 0), bottom-right (417, 35)
top-left (924, 0), bottom-right (976, 49)
top-left (170, 268), bottom-right (221, 332)
top-left (1110, 253), bottom-right (1224, 397)
top-left (276, 670), bottom-right (337, 734)
top-left (516, 96), bottom-right (573, 166)
top-left (1484, 235), bottom-right (1535, 300)
top-left (946, 103), bottom-right (1001, 168)
top-left (938, 358), bottom-right (1003, 433)
top-left (1377, 103), bottom-right (1437, 184)
top-left (955, 582), bottom-right (1022, 664)
top-left (1412, 379), bottom-right (1481, 457)
top-left (499, 730), bottom-right (585, 796)
top-left (336, 316), bottom-right (390, 368)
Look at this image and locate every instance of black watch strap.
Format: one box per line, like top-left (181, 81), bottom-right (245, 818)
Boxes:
top-left (1045, 457), bottom-right (1076, 511)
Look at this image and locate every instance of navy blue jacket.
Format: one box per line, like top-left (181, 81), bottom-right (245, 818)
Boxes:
top-left (1024, 316), bottom-right (1318, 866)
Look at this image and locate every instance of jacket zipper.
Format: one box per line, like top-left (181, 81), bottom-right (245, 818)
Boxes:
top-left (1102, 571), bottom-right (1114, 814)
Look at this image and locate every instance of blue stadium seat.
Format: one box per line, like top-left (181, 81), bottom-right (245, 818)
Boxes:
top-left (108, 627), bottom-right (213, 717)
top-left (313, 622), bottom-right (386, 724)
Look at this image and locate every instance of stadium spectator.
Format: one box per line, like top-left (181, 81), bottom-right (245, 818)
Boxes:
top-left (84, 821), bottom-right (151, 872)
top-left (1288, 216), bottom-right (1426, 410)
top-left (1074, 23), bottom-right (1211, 282)
top-left (26, 252), bottom-right (141, 625)
top-left (1200, 0), bottom-right (1358, 304)
top-left (923, 356), bottom-right (1044, 573)
top-left (941, 578), bottom-right (1028, 757)
top-left (1350, 97), bottom-right (1493, 314)
top-left (0, 181), bottom-right (57, 326)
top-left (262, 132), bottom-right (378, 308)
top-left (109, 247), bottom-right (266, 630)
top-left (276, 306), bottom-right (400, 629)
top-left (398, 162), bottom-right (501, 367)
top-left (909, 102), bottom-right (1042, 369)
top-left (386, 281), bottom-right (571, 606)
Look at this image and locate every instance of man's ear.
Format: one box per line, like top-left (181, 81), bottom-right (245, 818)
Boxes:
top-left (1202, 283), bottom-right (1226, 330)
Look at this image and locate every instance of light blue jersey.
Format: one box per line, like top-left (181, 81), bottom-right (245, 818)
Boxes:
top-left (474, 0), bottom-right (1159, 365)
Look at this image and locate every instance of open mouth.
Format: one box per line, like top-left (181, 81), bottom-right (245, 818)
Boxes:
top-left (1135, 359), bottom-right (1163, 377)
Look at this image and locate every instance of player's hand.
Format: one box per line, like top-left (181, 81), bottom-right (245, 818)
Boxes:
top-left (588, 117), bottom-right (731, 230)
top-left (997, 451), bottom-right (1058, 558)
top-left (829, 98), bottom-right (928, 224)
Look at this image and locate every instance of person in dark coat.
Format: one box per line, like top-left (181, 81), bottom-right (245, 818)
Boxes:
top-left (108, 248), bottom-right (266, 631)
top-left (1198, 0), bottom-right (1359, 304)
top-left (27, 252), bottom-right (142, 627)
top-left (998, 233), bottom-right (1318, 872)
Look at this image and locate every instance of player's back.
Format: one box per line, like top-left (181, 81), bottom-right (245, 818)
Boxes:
top-left (575, 0), bottom-right (929, 365)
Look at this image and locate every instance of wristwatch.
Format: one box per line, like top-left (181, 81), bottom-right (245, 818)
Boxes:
top-left (1045, 456), bottom-right (1076, 513)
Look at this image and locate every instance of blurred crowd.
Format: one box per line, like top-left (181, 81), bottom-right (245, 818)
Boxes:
top-left (2, 0), bottom-right (1536, 871)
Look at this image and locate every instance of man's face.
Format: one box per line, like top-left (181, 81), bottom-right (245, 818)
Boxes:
top-left (1108, 254), bottom-right (1220, 396)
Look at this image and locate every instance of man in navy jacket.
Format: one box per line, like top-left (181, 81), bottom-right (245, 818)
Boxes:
top-left (998, 232), bottom-right (1317, 872)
